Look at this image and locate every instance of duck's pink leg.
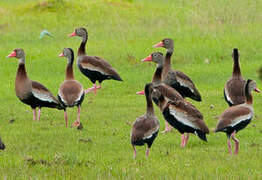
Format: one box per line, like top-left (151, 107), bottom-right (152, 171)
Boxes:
top-left (33, 109), bottom-right (36, 121)
top-left (145, 148), bottom-right (150, 157)
top-left (37, 108), bottom-right (41, 121)
top-left (161, 121), bottom-right (172, 133)
top-left (180, 134), bottom-right (185, 147)
top-left (64, 110), bottom-right (68, 127)
top-left (72, 106), bottom-right (81, 127)
top-left (227, 138), bottom-right (232, 155)
top-left (133, 146), bottom-right (137, 159)
top-left (184, 133), bottom-right (189, 147)
top-left (231, 131), bottom-right (239, 155)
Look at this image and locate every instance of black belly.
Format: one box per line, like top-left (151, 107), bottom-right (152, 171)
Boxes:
top-left (132, 130), bottom-right (159, 148)
top-left (218, 118), bottom-right (252, 138)
top-left (163, 107), bottom-right (207, 141)
top-left (20, 93), bottom-right (61, 109)
top-left (169, 82), bottom-right (201, 101)
top-left (79, 66), bottom-right (113, 84)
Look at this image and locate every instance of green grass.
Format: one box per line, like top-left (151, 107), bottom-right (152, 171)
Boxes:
top-left (0, 0), bottom-right (262, 178)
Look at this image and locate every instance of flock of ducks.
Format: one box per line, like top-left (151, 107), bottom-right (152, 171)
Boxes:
top-left (0, 28), bottom-right (259, 158)
top-left (131, 40), bottom-right (259, 158)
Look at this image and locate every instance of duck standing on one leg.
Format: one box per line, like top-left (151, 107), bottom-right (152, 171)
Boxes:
top-left (58, 48), bottom-right (85, 127)
top-left (7, 48), bottom-right (63, 121)
top-left (215, 79), bottom-right (260, 155)
top-left (68, 27), bottom-right (122, 94)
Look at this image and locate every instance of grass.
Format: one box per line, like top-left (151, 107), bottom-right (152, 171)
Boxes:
top-left (0, 0), bottom-right (262, 178)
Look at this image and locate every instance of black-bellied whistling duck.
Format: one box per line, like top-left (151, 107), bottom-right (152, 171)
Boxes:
top-left (0, 135), bottom-right (5, 150)
top-left (68, 27), bottom-right (122, 94)
top-left (140, 52), bottom-right (183, 133)
top-left (7, 48), bottom-right (63, 121)
top-left (58, 48), bottom-right (85, 127)
top-left (224, 48), bottom-right (251, 106)
top-left (131, 83), bottom-right (159, 158)
top-left (153, 38), bottom-right (202, 101)
top-left (215, 79), bottom-right (260, 155)
top-left (153, 83), bottom-right (209, 147)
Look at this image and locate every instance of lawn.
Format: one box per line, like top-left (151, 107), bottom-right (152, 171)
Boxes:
top-left (0, 0), bottom-right (262, 179)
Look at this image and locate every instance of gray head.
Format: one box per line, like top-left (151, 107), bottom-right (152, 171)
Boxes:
top-left (141, 52), bottom-right (164, 66)
top-left (153, 38), bottom-right (174, 50)
top-left (59, 48), bottom-right (74, 63)
top-left (7, 48), bottom-right (25, 59)
top-left (69, 27), bottom-right (88, 38)
top-left (246, 79), bottom-right (260, 93)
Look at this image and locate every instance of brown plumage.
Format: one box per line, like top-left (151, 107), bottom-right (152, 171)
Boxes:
top-left (7, 48), bottom-right (63, 121)
top-left (69, 27), bottom-right (122, 94)
top-left (153, 84), bottom-right (209, 147)
top-left (58, 48), bottom-right (85, 127)
top-left (153, 38), bottom-right (201, 101)
top-left (131, 83), bottom-right (159, 158)
top-left (224, 48), bottom-right (246, 106)
top-left (215, 79), bottom-right (260, 155)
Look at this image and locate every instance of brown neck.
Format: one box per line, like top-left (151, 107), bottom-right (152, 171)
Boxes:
top-left (16, 62), bottom-right (27, 80)
top-left (163, 49), bottom-right (173, 75)
top-left (245, 82), bottom-right (253, 104)
top-left (232, 54), bottom-right (241, 77)
top-left (152, 65), bottom-right (163, 84)
top-left (145, 85), bottom-right (154, 115)
top-left (157, 94), bottom-right (166, 111)
top-left (78, 34), bottom-right (87, 56)
top-left (66, 63), bottom-right (74, 80)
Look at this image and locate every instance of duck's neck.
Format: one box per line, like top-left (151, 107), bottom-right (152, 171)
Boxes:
top-left (78, 34), bottom-right (87, 56)
top-left (66, 57), bottom-right (74, 80)
top-left (157, 95), bottom-right (166, 112)
top-left (232, 54), bottom-right (241, 77)
top-left (16, 57), bottom-right (27, 80)
top-left (245, 85), bottom-right (253, 105)
top-left (152, 63), bottom-right (163, 84)
top-left (146, 89), bottom-right (154, 116)
top-left (163, 48), bottom-right (173, 71)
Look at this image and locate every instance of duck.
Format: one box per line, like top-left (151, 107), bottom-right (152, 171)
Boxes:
top-left (224, 48), bottom-right (249, 106)
top-left (0, 135), bottom-right (5, 150)
top-left (7, 48), bottom-right (63, 121)
top-left (153, 83), bottom-right (209, 147)
top-left (215, 79), bottom-right (260, 155)
top-left (141, 52), bottom-right (184, 133)
top-left (69, 27), bottom-right (122, 94)
top-left (153, 38), bottom-right (201, 101)
top-left (58, 48), bottom-right (85, 127)
top-left (131, 83), bottom-right (159, 158)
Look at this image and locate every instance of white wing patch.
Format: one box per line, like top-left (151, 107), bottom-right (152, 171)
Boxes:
top-left (143, 126), bottom-right (159, 140)
top-left (224, 88), bottom-right (233, 105)
top-left (76, 89), bottom-right (84, 102)
top-left (169, 109), bottom-right (199, 129)
top-left (32, 89), bottom-right (55, 103)
top-left (177, 78), bottom-right (194, 93)
top-left (230, 113), bottom-right (253, 127)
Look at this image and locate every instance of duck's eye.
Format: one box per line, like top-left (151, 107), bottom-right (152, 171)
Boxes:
top-left (153, 54), bottom-right (157, 57)
top-left (165, 39), bottom-right (169, 43)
